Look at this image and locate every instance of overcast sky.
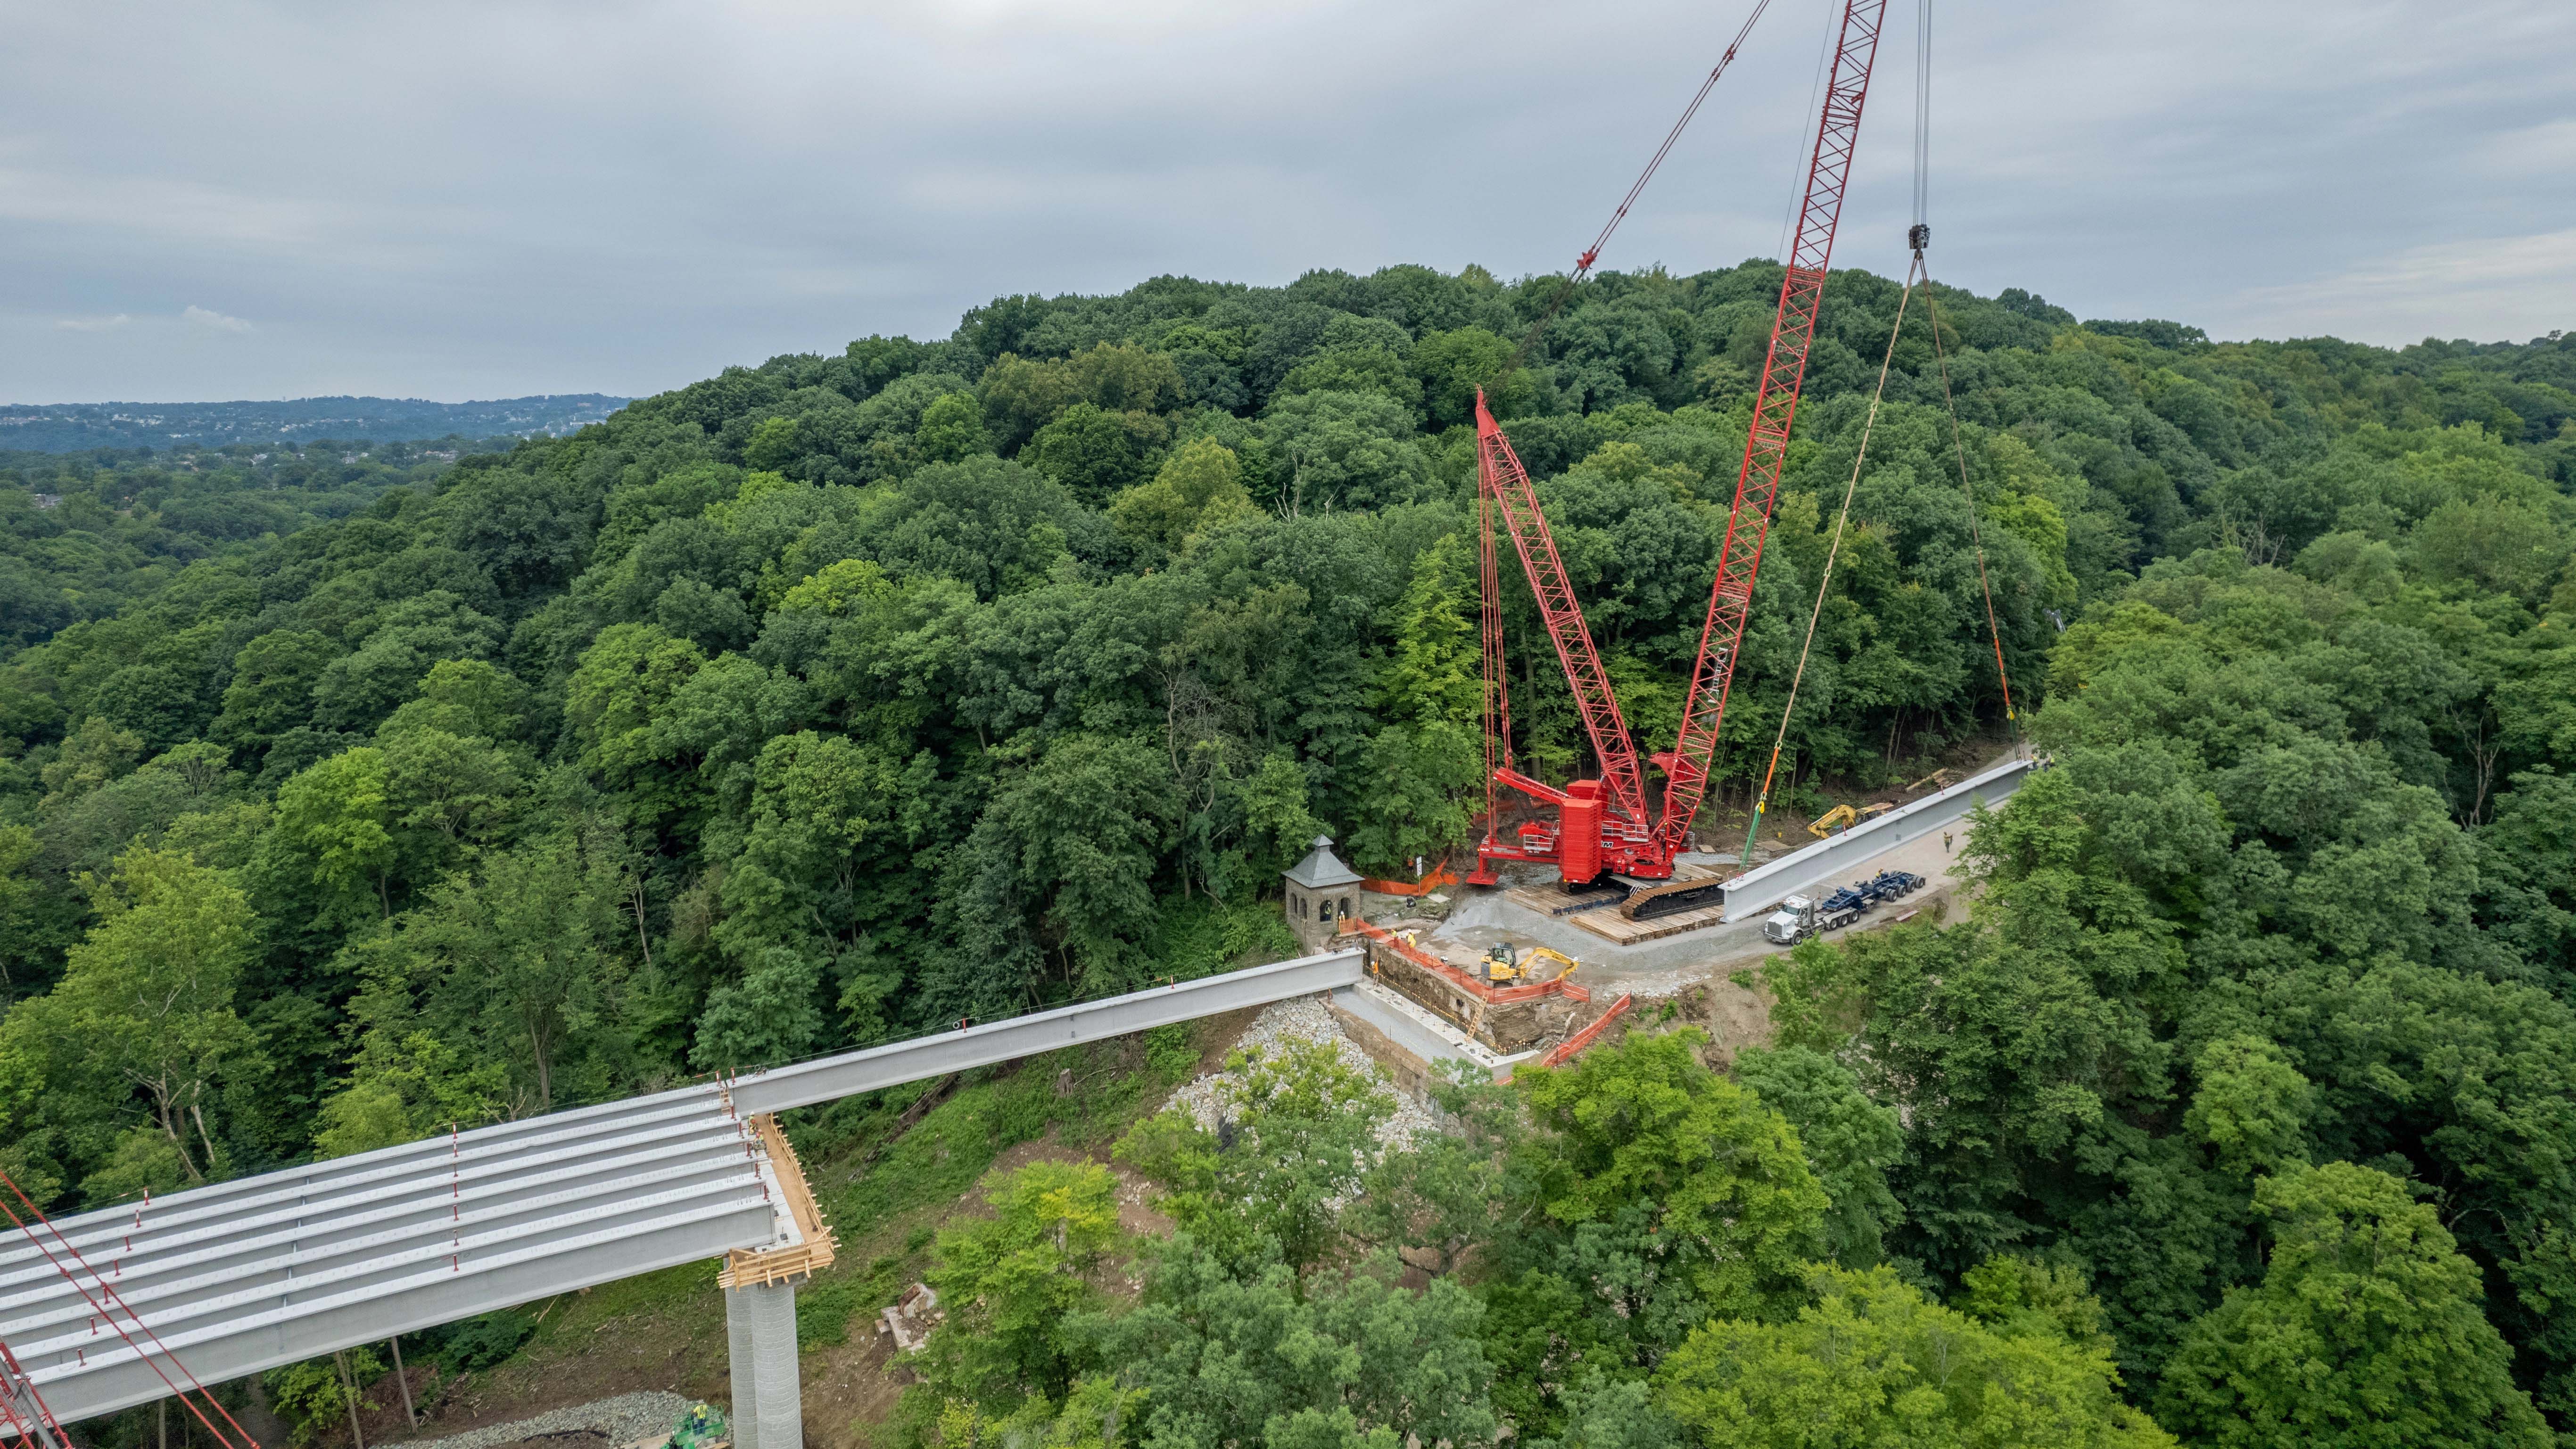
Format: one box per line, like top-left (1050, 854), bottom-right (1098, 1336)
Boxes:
top-left (5, 0), bottom-right (2572, 403)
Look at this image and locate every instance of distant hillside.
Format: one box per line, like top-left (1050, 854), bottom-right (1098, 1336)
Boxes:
top-left (0, 394), bottom-right (628, 452)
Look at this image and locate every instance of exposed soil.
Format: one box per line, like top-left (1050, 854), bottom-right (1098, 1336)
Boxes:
top-left (802, 1324), bottom-right (905, 1449)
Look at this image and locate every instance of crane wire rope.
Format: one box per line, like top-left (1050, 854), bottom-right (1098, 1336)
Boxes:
top-left (1739, 254), bottom-right (1920, 864)
top-left (0, 1170), bottom-right (263, 1449)
top-left (1910, 0), bottom-right (1931, 231)
top-left (1495, 0), bottom-right (1779, 384)
top-left (1902, 0), bottom-right (2018, 735)
top-left (1921, 275), bottom-right (2019, 733)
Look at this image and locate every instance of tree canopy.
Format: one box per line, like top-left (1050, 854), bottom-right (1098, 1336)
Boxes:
top-left (5, 258), bottom-right (2575, 1444)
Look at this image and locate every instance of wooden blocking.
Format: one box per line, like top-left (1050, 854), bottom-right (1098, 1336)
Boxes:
top-left (718, 1113), bottom-right (838, 1290)
top-left (1570, 900), bottom-right (1728, 945)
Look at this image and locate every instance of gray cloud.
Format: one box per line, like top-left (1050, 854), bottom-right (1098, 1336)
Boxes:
top-left (4, 0), bottom-right (2569, 403)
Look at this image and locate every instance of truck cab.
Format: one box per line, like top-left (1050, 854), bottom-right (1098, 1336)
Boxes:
top-left (1764, 896), bottom-right (1816, 944)
top-left (1763, 890), bottom-right (1866, 945)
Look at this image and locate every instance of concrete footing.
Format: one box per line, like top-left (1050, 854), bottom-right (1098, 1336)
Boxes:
top-left (723, 1281), bottom-right (801, 1449)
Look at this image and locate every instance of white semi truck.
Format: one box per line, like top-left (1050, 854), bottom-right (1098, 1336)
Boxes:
top-left (1762, 870), bottom-right (1927, 945)
top-left (1762, 893), bottom-right (1864, 945)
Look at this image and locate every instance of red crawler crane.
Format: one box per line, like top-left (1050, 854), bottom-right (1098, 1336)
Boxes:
top-left (1471, 0), bottom-right (1891, 917)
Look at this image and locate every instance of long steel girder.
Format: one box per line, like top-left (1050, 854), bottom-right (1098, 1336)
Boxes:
top-left (0, 1091), bottom-right (780, 1427)
top-left (1719, 756), bottom-right (2039, 920)
top-left (1, 949), bottom-right (1364, 1423)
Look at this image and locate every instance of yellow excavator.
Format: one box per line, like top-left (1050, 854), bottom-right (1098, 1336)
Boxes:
top-left (1480, 942), bottom-right (1579, 986)
top-left (1808, 801), bottom-right (1896, 839)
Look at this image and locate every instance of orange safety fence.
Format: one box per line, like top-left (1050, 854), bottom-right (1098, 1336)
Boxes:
top-left (1340, 917), bottom-right (1592, 1005)
top-left (1358, 863), bottom-right (1462, 897)
top-left (1542, 993), bottom-right (1635, 1068)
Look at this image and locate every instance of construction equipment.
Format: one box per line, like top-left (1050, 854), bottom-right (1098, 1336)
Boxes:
top-left (1808, 801), bottom-right (1895, 838)
top-left (1762, 893), bottom-right (1862, 945)
top-left (1470, 0), bottom-right (1892, 909)
top-left (1480, 942), bottom-right (1580, 986)
top-left (1618, 868), bottom-right (1735, 922)
top-left (1861, 868), bottom-right (1926, 902)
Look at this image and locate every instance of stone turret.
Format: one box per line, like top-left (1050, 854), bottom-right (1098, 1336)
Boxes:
top-left (1282, 834), bottom-right (1362, 951)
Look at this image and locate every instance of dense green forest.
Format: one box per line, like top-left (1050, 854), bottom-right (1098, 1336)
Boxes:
top-left (0, 440), bottom-right (510, 653)
top-left (4, 258), bottom-right (2575, 1444)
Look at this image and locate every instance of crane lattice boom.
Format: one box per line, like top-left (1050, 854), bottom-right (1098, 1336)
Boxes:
top-left (1657, 0), bottom-right (1889, 855)
top-left (1473, 0), bottom-right (1891, 890)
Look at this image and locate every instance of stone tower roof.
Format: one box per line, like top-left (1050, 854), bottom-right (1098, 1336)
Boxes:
top-left (1283, 834), bottom-right (1362, 889)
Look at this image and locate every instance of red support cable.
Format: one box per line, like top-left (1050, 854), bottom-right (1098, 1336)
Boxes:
top-left (1654, 0), bottom-right (1890, 856)
top-left (0, 1174), bottom-right (257, 1449)
top-left (1502, 0), bottom-right (1780, 383)
top-left (1573, 0), bottom-right (1776, 277)
top-left (2, 1341), bottom-right (73, 1449)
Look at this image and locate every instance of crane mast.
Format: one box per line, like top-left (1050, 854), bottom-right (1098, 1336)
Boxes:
top-left (1472, 0), bottom-right (1891, 896)
top-left (1656, 0), bottom-right (1888, 855)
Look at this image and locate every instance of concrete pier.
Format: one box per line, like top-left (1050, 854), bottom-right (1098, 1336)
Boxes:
top-left (723, 1281), bottom-right (801, 1449)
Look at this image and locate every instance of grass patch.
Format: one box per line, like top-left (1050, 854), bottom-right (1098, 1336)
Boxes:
top-left (796, 1253), bottom-right (912, 1350)
top-left (776, 1009), bottom-right (1221, 1351)
top-left (530, 1259), bottom-right (723, 1348)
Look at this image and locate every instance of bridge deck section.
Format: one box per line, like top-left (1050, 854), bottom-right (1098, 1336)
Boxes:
top-left (1, 948), bottom-right (1364, 1422)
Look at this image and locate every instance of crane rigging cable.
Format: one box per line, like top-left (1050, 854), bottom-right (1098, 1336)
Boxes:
top-left (1902, 0), bottom-right (2018, 730)
top-left (1910, 0), bottom-right (1931, 230)
top-left (1738, 253), bottom-right (1922, 864)
top-left (1497, 0), bottom-right (1779, 382)
top-left (1923, 275), bottom-right (2020, 730)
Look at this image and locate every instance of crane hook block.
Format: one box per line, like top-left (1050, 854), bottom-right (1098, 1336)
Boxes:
top-left (1907, 222), bottom-right (1930, 255)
